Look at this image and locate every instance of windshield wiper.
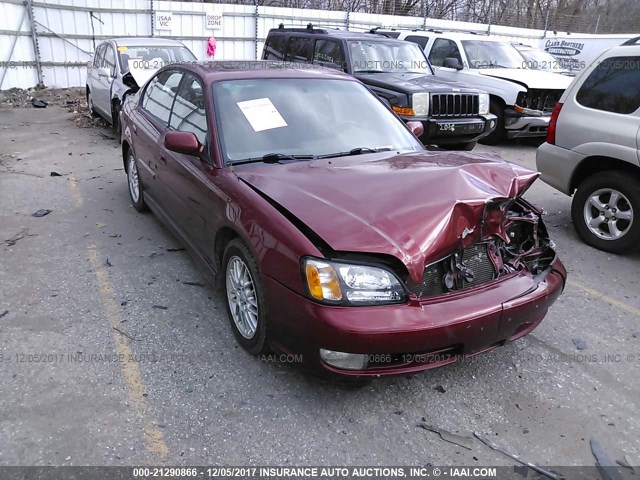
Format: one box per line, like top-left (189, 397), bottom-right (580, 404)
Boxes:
top-left (354, 70), bottom-right (385, 73)
top-left (318, 146), bottom-right (393, 159)
top-left (227, 153), bottom-right (316, 166)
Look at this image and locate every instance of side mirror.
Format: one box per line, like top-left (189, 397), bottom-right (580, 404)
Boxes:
top-left (406, 121), bottom-right (424, 137)
top-left (164, 131), bottom-right (203, 156)
top-left (443, 57), bottom-right (463, 70)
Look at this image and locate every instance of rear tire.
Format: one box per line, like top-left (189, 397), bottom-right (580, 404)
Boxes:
top-left (479, 99), bottom-right (505, 145)
top-left (571, 171), bottom-right (640, 253)
top-left (126, 149), bottom-right (148, 212)
top-left (222, 239), bottom-right (269, 355)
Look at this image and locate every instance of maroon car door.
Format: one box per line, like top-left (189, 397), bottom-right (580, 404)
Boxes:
top-left (132, 69), bottom-right (183, 213)
top-left (159, 73), bottom-right (214, 256)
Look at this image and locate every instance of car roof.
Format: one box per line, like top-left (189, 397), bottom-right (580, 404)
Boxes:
top-left (602, 44), bottom-right (640, 56)
top-left (175, 60), bottom-right (355, 83)
top-left (107, 37), bottom-right (187, 47)
top-left (379, 29), bottom-right (509, 43)
top-left (269, 26), bottom-right (408, 44)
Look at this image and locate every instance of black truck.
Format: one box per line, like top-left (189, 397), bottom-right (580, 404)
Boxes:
top-left (263, 24), bottom-right (497, 151)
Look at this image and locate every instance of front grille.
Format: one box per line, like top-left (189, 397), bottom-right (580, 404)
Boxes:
top-left (517, 89), bottom-right (564, 113)
top-left (431, 94), bottom-right (479, 117)
top-left (406, 244), bottom-right (497, 299)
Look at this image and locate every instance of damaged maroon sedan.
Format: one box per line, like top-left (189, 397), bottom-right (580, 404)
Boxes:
top-left (120, 61), bottom-right (566, 378)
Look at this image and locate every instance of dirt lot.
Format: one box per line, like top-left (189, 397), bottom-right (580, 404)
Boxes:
top-left (1, 92), bottom-right (639, 475)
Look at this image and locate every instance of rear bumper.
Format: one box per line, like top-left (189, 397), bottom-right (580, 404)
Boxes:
top-left (264, 257), bottom-right (566, 378)
top-left (505, 109), bottom-right (550, 138)
top-left (408, 115), bottom-right (497, 146)
top-left (536, 142), bottom-right (584, 195)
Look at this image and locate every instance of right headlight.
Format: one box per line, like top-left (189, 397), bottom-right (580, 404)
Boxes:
top-left (302, 257), bottom-right (407, 306)
top-left (478, 93), bottom-right (490, 115)
top-left (411, 92), bottom-right (430, 116)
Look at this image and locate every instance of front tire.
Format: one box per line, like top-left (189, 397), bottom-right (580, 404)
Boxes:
top-left (126, 149), bottom-right (148, 212)
top-left (87, 88), bottom-right (99, 118)
top-left (571, 171), bottom-right (640, 253)
top-left (222, 239), bottom-right (269, 355)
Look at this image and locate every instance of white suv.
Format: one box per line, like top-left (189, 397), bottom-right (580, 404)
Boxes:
top-left (378, 29), bottom-right (573, 143)
top-left (536, 39), bottom-right (640, 253)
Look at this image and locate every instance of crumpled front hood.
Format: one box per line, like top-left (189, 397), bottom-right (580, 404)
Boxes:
top-left (235, 151), bottom-right (538, 283)
top-left (478, 68), bottom-right (573, 90)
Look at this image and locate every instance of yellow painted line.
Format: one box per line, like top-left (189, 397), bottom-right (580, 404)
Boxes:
top-left (88, 246), bottom-right (169, 463)
top-left (568, 279), bottom-right (640, 318)
top-left (67, 176), bottom-right (83, 207)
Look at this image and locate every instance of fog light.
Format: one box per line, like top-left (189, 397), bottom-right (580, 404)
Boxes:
top-left (319, 349), bottom-right (368, 370)
top-left (489, 120), bottom-right (496, 129)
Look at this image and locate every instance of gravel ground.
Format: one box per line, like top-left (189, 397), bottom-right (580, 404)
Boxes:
top-left (0, 96), bottom-right (639, 477)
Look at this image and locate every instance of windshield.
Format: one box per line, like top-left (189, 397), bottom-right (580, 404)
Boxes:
top-left (462, 40), bottom-right (525, 69)
top-left (348, 40), bottom-right (432, 74)
top-left (517, 48), bottom-right (564, 72)
top-left (118, 45), bottom-right (196, 73)
top-left (212, 78), bottom-right (424, 164)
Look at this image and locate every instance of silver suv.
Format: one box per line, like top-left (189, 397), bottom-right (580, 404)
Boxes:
top-left (536, 38), bottom-right (640, 253)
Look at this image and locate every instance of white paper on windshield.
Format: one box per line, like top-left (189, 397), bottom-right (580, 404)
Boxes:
top-left (236, 98), bottom-right (287, 132)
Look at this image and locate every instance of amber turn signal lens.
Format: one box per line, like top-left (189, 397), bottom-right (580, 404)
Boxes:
top-left (304, 260), bottom-right (342, 301)
top-left (392, 106), bottom-right (415, 116)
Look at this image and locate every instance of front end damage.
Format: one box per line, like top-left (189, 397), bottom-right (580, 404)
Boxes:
top-left (405, 198), bottom-right (559, 300)
top-left (505, 88), bottom-right (565, 138)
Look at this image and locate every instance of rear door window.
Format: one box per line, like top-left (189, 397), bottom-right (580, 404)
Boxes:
top-left (429, 38), bottom-right (462, 67)
top-left (286, 36), bottom-right (312, 62)
top-left (264, 35), bottom-right (287, 60)
top-left (141, 70), bottom-right (183, 126)
top-left (313, 39), bottom-right (345, 70)
top-left (576, 56), bottom-right (640, 114)
top-left (405, 35), bottom-right (429, 50)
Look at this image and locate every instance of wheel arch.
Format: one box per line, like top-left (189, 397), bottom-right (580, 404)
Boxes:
top-left (214, 226), bottom-right (240, 271)
top-left (570, 156), bottom-right (640, 193)
top-left (122, 140), bottom-right (131, 172)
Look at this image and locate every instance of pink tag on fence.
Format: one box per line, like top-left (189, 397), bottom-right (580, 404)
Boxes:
top-left (207, 36), bottom-right (217, 58)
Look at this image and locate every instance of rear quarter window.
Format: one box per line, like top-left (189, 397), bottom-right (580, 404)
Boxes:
top-left (285, 36), bottom-right (312, 62)
top-left (576, 56), bottom-right (640, 114)
top-left (405, 35), bottom-right (429, 50)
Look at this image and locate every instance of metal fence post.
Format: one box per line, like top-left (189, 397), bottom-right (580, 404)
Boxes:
top-left (150, 0), bottom-right (154, 36)
top-left (346, 3), bottom-right (350, 32)
top-left (422, 0), bottom-right (427, 29)
top-left (25, 0), bottom-right (43, 87)
top-left (254, 0), bottom-right (259, 60)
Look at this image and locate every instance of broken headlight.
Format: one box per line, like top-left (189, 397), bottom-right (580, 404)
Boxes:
top-left (302, 257), bottom-right (407, 306)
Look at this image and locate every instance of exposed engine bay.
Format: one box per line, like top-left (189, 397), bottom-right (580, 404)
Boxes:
top-left (405, 198), bottom-right (557, 299)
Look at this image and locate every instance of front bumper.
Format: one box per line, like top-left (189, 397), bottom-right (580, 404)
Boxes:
top-left (505, 108), bottom-right (550, 138)
top-left (264, 257), bottom-right (566, 378)
top-left (404, 114), bottom-right (497, 146)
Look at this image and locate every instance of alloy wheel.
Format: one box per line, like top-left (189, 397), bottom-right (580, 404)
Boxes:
top-left (225, 256), bottom-right (259, 339)
top-left (583, 188), bottom-right (633, 240)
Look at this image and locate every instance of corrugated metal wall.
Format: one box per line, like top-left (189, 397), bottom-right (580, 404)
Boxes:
top-left (0, 0), bottom-right (549, 90)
